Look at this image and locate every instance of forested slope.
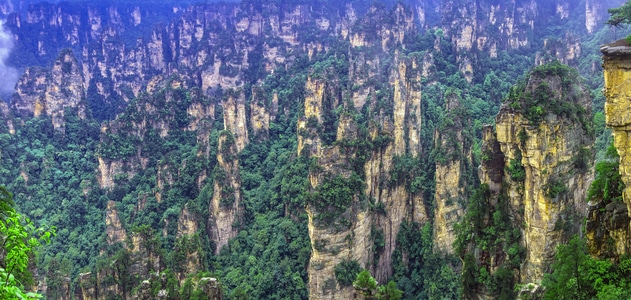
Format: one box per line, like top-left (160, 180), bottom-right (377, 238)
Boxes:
top-left (0, 0), bottom-right (626, 299)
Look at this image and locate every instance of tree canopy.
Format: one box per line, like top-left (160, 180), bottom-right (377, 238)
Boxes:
top-left (0, 186), bottom-right (54, 299)
top-left (608, 0), bottom-right (631, 42)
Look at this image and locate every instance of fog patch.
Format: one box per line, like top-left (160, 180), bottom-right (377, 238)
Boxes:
top-left (0, 20), bottom-right (17, 100)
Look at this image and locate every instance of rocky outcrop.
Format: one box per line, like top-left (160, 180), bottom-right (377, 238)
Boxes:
top-left (585, 0), bottom-right (625, 34)
top-left (249, 86), bottom-right (272, 139)
top-left (476, 62), bottom-right (593, 290)
top-left (6, 1), bottom-right (363, 122)
top-left (433, 92), bottom-right (473, 255)
top-left (208, 131), bottom-right (243, 254)
top-left (596, 43), bottom-right (631, 257)
top-left (12, 49), bottom-right (85, 131)
top-left (437, 0), bottom-right (621, 80)
top-left (4, 2), bottom-right (621, 299)
top-left (536, 33), bottom-right (582, 67)
top-left (175, 204), bottom-right (202, 283)
top-left (105, 201), bottom-right (128, 246)
top-left (370, 54), bottom-right (427, 281)
top-left (587, 200), bottom-right (630, 257)
top-left (304, 29), bottom-right (430, 298)
top-left (222, 89), bottom-right (248, 153)
top-left (299, 74), bottom-right (359, 300)
top-left (95, 83), bottom-right (215, 193)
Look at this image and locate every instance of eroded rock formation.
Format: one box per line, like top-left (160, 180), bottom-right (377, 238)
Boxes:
top-left (478, 63), bottom-right (593, 291)
top-left (592, 43), bottom-right (631, 257)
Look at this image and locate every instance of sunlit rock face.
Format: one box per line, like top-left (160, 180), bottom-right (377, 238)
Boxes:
top-left (433, 93), bottom-right (473, 255)
top-left (593, 43), bottom-right (631, 258)
top-left (478, 64), bottom-right (593, 292)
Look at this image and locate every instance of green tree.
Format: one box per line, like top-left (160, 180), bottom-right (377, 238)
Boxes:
top-left (588, 143), bottom-right (625, 204)
top-left (353, 270), bottom-right (377, 297)
top-left (334, 260), bottom-right (362, 287)
top-left (0, 186), bottom-right (54, 299)
top-left (352, 269), bottom-right (403, 300)
top-left (376, 280), bottom-right (403, 300)
top-left (542, 236), bottom-right (590, 300)
top-left (608, 1), bottom-right (631, 41)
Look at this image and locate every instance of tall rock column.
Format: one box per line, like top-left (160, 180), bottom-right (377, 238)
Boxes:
top-left (464, 63), bottom-right (594, 297)
top-left (433, 92), bottom-right (473, 254)
top-left (208, 130), bottom-right (243, 254)
top-left (11, 49), bottom-right (86, 131)
top-left (493, 63), bottom-right (593, 284)
top-left (301, 76), bottom-right (373, 300)
top-left (367, 55), bottom-right (427, 282)
top-left (598, 43), bottom-right (631, 256)
top-left (207, 88), bottom-right (248, 253)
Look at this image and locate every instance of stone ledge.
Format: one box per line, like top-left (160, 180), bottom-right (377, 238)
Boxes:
top-left (601, 39), bottom-right (631, 56)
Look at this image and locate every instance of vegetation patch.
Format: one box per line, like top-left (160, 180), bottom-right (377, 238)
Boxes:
top-left (454, 184), bottom-right (525, 299)
top-left (505, 61), bottom-right (589, 129)
top-left (588, 143), bottom-right (625, 204)
top-left (334, 259), bottom-right (362, 287)
top-left (306, 173), bottom-right (364, 224)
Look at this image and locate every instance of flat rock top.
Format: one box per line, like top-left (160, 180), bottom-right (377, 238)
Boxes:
top-left (602, 39), bottom-right (631, 56)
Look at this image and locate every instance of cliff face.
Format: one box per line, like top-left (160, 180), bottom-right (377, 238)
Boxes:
top-left (208, 130), bottom-right (243, 254)
top-left (594, 44), bottom-right (631, 257)
top-left (433, 93), bottom-right (474, 254)
top-left (12, 49), bottom-right (85, 131)
top-left (301, 76), bottom-right (370, 300)
top-left (1, 1), bottom-right (622, 299)
top-left (96, 85), bottom-right (213, 191)
top-left (6, 1), bottom-right (358, 122)
top-left (5, 0), bottom-right (614, 117)
top-left (105, 200), bottom-right (128, 246)
top-left (585, 0), bottom-right (626, 33)
top-left (303, 5), bottom-right (431, 298)
top-left (474, 63), bottom-right (593, 293)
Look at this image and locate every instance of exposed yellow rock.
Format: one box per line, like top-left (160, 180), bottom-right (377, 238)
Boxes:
top-left (97, 156), bottom-right (123, 190)
top-left (487, 69), bottom-right (593, 285)
top-left (390, 55), bottom-right (422, 155)
top-left (433, 93), bottom-right (471, 254)
top-left (305, 77), bottom-right (325, 121)
top-left (307, 207), bottom-right (372, 300)
top-left (178, 204), bottom-right (198, 237)
top-left (250, 87), bottom-right (271, 138)
top-left (305, 49), bottom-right (428, 298)
top-left (187, 102), bottom-right (215, 132)
top-left (222, 89), bottom-right (249, 152)
top-left (208, 132), bottom-right (243, 254)
top-left (176, 204), bottom-right (201, 284)
top-left (105, 201), bottom-right (127, 246)
top-left (597, 46), bottom-right (631, 257)
top-left (302, 74), bottom-right (372, 299)
top-left (496, 112), bottom-right (591, 283)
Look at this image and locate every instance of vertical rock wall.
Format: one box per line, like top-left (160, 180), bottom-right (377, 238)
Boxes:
top-left (480, 65), bottom-right (593, 287)
top-left (302, 76), bottom-right (372, 300)
top-left (208, 131), bottom-right (243, 254)
top-left (433, 93), bottom-right (473, 254)
top-left (596, 44), bottom-right (631, 257)
top-left (12, 49), bottom-right (85, 131)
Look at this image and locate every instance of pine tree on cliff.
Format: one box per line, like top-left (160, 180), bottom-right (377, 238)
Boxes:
top-left (608, 1), bottom-right (631, 41)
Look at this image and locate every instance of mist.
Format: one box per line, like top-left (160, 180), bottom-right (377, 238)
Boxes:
top-left (0, 20), bottom-right (17, 100)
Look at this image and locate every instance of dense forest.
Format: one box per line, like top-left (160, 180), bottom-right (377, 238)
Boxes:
top-left (0, 0), bottom-right (630, 299)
